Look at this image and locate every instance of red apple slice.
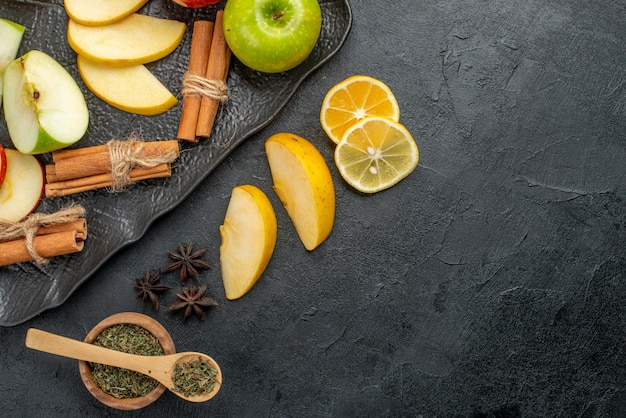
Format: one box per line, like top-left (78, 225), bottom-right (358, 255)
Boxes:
top-left (0, 148), bottom-right (44, 222)
top-left (172, 0), bottom-right (221, 7)
top-left (0, 146), bottom-right (7, 188)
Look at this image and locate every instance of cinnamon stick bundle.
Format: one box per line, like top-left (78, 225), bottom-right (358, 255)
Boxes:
top-left (0, 206), bottom-right (87, 266)
top-left (177, 20), bottom-right (214, 142)
top-left (45, 139), bottom-right (179, 198)
top-left (196, 10), bottom-right (232, 138)
top-left (47, 140), bottom-right (179, 182)
top-left (46, 164), bottom-right (172, 198)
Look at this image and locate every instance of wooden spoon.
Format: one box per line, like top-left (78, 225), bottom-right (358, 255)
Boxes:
top-left (25, 328), bottom-right (222, 403)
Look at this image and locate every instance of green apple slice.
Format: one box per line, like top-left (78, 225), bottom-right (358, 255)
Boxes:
top-left (77, 55), bottom-right (178, 115)
top-left (67, 14), bottom-right (186, 66)
top-left (3, 50), bottom-right (89, 154)
top-left (0, 149), bottom-right (44, 222)
top-left (0, 18), bottom-right (26, 106)
top-left (64, 0), bottom-right (149, 26)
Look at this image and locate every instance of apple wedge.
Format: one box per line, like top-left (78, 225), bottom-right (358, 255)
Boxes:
top-left (3, 50), bottom-right (89, 154)
top-left (0, 146), bottom-right (7, 187)
top-left (0, 18), bottom-right (25, 107)
top-left (0, 149), bottom-right (44, 222)
top-left (77, 55), bottom-right (178, 115)
top-left (265, 133), bottom-right (335, 251)
top-left (67, 14), bottom-right (186, 66)
top-left (64, 0), bottom-right (149, 26)
top-left (220, 185), bottom-right (277, 300)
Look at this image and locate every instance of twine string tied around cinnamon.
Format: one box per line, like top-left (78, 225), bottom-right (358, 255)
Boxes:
top-left (107, 138), bottom-right (178, 191)
top-left (181, 72), bottom-right (229, 103)
top-left (0, 205), bottom-right (85, 265)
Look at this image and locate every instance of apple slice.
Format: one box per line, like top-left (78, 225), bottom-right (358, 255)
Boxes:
top-left (0, 18), bottom-right (25, 107)
top-left (64, 0), bottom-right (149, 26)
top-left (67, 14), bottom-right (186, 66)
top-left (172, 0), bottom-right (222, 8)
top-left (3, 50), bottom-right (89, 154)
top-left (220, 185), bottom-right (277, 300)
top-left (77, 55), bottom-right (178, 115)
top-left (265, 133), bottom-right (335, 251)
top-left (0, 149), bottom-right (44, 222)
top-left (0, 146), bottom-right (7, 188)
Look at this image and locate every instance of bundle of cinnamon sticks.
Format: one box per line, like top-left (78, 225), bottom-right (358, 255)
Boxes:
top-left (0, 206), bottom-right (87, 267)
top-left (177, 11), bottom-right (232, 142)
top-left (45, 139), bottom-right (180, 198)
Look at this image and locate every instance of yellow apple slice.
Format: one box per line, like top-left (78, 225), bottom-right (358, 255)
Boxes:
top-left (0, 149), bottom-right (44, 222)
top-left (64, 0), bottom-right (149, 26)
top-left (77, 55), bottom-right (178, 116)
top-left (220, 185), bottom-right (277, 300)
top-left (67, 14), bottom-right (186, 66)
top-left (265, 133), bottom-right (335, 251)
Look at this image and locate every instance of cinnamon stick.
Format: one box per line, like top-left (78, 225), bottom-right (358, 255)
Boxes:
top-left (196, 10), bottom-right (231, 138)
top-left (0, 230), bottom-right (85, 266)
top-left (37, 219), bottom-right (87, 239)
top-left (52, 144), bottom-right (105, 162)
top-left (47, 140), bottom-right (179, 183)
top-left (45, 164), bottom-right (172, 198)
top-left (177, 20), bottom-right (214, 142)
top-left (0, 207), bottom-right (87, 266)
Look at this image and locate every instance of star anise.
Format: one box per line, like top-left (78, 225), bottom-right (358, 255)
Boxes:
top-left (133, 269), bottom-right (172, 310)
top-left (164, 243), bottom-right (211, 284)
top-left (169, 284), bottom-right (218, 321)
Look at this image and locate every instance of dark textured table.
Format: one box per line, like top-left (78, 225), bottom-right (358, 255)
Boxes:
top-left (1, 1), bottom-right (625, 417)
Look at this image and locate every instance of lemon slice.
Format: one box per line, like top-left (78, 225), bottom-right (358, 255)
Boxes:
top-left (320, 75), bottom-right (400, 144)
top-left (334, 116), bottom-right (419, 193)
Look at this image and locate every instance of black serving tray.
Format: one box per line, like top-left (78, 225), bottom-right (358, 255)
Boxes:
top-left (0, 0), bottom-right (351, 326)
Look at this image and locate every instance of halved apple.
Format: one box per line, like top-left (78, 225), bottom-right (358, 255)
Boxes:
top-left (265, 133), bottom-right (335, 251)
top-left (0, 18), bottom-right (25, 107)
top-left (0, 149), bottom-right (44, 222)
top-left (3, 50), bottom-right (89, 154)
top-left (64, 0), bottom-right (149, 26)
top-left (0, 146), bottom-right (7, 187)
top-left (77, 55), bottom-right (178, 115)
top-left (67, 14), bottom-right (186, 66)
top-left (220, 185), bottom-right (277, 300)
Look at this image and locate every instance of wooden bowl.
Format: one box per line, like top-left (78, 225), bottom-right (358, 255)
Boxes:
top-left (78, 312), bottom-right (176, 410)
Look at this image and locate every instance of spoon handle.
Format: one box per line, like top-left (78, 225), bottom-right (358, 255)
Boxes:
top-left (25, 328), bottom-right (168, 380)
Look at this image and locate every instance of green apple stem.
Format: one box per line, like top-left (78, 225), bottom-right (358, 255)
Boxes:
top-left (273, 10), bottom-right (286, 20)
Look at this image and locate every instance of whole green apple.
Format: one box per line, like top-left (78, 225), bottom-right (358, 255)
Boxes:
top-left (3, 50), bottom-right (89, 154)
top-left (223, 0), bottom-right (322, 73)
